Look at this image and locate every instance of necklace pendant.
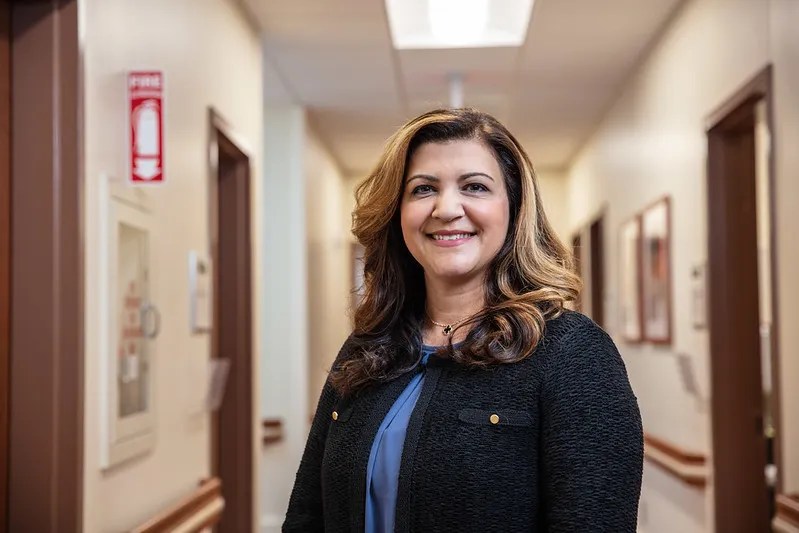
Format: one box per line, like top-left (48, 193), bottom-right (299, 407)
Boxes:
top-left (443, 324), bottom-right (453, 335)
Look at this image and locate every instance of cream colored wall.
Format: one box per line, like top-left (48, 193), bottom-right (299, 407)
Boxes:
top-left (258, 131), bottom-right (352, 531)
top-left (305, 132), bottom-right (351, 413)
top-left (258, 105), bottom-right (310, 532)
top-left (535, 170), bottom-right (570, 244)
top-left (81, 1), bottom-right (263, 531)
top-left (563, 0), bottom-right (772, 531)
top-left (770, 0), bottom-right (799, 495)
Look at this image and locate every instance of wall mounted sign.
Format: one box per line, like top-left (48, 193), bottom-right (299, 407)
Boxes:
top-left (188, 251), bottom-right (213, 333)
top-left (128, 71), bottom-right (164, 185)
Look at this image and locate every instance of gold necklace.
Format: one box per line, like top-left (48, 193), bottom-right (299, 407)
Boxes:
top-left (426, 310), bottom-right (480, 336)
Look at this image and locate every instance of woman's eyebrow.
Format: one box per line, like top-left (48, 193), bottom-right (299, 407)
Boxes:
top-left (406, 174), bottom-right (438, 184)
top-left (406, 172), bottom-right (494, 184)
top-left (459, 172), bottom-right (494, 182)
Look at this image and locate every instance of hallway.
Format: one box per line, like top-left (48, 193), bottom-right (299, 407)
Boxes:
top-left (2, 0), bottom-right (799, 531)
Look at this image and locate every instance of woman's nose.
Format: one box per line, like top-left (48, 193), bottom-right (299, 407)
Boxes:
top-left (431, 188), bottom-right (465, 221)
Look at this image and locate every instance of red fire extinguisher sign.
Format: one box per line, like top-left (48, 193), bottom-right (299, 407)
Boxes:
top-left (128, 71), bottom-right (164, 184)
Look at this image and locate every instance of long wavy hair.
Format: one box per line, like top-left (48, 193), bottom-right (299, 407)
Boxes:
top-left (330, 108), bottom-right (581, 395)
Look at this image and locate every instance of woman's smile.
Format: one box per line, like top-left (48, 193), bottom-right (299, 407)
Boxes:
top-left (427, 230), bottom-right (477, 247)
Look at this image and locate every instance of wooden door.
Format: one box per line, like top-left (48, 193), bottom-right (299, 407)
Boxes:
top-left (707, 67), bottom-right (778, 532)
top-left (589, 216), bottom-right (605, 327)
top-left (0, 1), bottom-right (9, 529)
top-left (209, 111), bottom-right (254, 533)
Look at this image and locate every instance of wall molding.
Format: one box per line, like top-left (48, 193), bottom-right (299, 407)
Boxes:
top-left (263, 417), bottom-right (285, 445)
top-left (130, 477), bottom-right (224, 533)
top-left (774, 494), bottom-right (799, 533)
top-left (643, 433), bottom-right (708, 487)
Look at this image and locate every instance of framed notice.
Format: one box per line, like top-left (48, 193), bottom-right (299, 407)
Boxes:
top-left (618, 215), bottom-right (642, 343)
top-left (641, 196), bottom-right (672, 344)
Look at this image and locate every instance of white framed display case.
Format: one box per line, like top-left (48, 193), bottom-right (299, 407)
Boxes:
top-left (98, 174), bottom-right (160, 469)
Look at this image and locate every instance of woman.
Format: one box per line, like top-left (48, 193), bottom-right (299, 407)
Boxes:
top-left (284, 109), bottom-right (643, 532)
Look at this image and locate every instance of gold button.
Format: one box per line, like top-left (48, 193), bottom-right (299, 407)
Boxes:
top-left (490, 414), bottom-right (500, 425)
top-left (332, 411), bottom-right (339, 421)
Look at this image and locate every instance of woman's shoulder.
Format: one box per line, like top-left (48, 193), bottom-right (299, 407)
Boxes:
top-left (540, 310), bottom-right (626, 377)
top-left (542, 309), bottom-right (603, 343)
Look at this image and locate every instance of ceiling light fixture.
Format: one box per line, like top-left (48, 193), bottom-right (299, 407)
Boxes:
top-left (428, 0), bottom-right (489, 47)
top-left (386, 0), bottom-right (535, 50)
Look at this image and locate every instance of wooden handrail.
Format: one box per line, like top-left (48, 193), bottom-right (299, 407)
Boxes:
top-left (644, 433), bottom-right (706, 465)
top-left (643, 433), bottom-right (707, 487)
top-left (774, 493), bottom-right (799, 532)
top-left (130, 477), bottom-right (224, 533)
top-left (263, 417), bottom-right (284, 446)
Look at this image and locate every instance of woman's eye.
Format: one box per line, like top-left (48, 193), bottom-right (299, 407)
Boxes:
top-left (411, 184), bottom-right (435, 195)
top-left (464, 183), bottom-right (489, 193)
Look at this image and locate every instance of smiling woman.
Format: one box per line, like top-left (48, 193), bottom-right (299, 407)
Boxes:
top-left (401, 140), bottom-right (509, 288)
top-left (284, 108), bottom-right (643, 533)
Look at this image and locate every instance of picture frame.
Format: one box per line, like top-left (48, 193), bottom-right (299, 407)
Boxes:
top-left (618, 215), bottom-right (643, 343)
top-left (640, 196), bottom-right (672, 344)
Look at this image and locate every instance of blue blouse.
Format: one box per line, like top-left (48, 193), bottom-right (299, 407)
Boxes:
top-left (364, 346), bottom-right (437, 533)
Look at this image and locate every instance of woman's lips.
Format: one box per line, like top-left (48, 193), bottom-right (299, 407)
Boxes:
top-left (427, 232), bottom-right (475, 247)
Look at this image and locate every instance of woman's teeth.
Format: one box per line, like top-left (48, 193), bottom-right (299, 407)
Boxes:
top-left (431, 233), bottom-right (472, 241)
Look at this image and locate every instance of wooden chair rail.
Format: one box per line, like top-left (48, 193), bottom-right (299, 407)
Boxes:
top-left (643, 433), bottom-right (708, 487)
top-left (130, 477), bottom-right (224, 533)
top-left (774, 493), bottom-right (799, 533)
top-left (263, 417), bottom-right (284, 446)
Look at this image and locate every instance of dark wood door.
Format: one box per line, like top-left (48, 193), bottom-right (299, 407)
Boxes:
top-left (572, 233), bottom-right (582, 311)
top-left (209, 117), bottom-right (254, 533)
top-left (707, 84), bottom-right (772, 531)
top-left (8, 2), bottom-right (83, 530)
top-left (0, 1), bottom-right (9, 530)
top-left (589, 216), bottom-right (604, 328)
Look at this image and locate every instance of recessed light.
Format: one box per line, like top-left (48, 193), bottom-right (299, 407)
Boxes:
top-left (385, 0), bottom-right (534, 50)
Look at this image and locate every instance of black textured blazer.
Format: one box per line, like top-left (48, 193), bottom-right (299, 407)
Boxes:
top-left (284, 311), bottom-right (643, 532)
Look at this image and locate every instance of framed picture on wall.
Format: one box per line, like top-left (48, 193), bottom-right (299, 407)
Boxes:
top-left (619, 215), bottom-right (642, 342)
top-left (641, 196), bottom-right (672, 344)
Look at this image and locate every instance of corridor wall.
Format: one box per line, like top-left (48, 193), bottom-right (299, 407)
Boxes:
top-left (769, 0), bottom-right (799, 499)
top-left (536, 170), bottom-right (570, 243)
top-left (563, 0), bottom-right (772, 531)
top-left (259, 105), bottom-right (309, 532)
top-left (305, 132), bottom-right (351, 414)
top-left (81, 0), bottom-right (264, 531)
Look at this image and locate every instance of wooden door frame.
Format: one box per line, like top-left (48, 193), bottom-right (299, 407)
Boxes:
top-left (0, 1), bottom-right (9, 530)
top-left (207, 108), bottom-right (254, 532)
top-left (589, 214), bottom-right (605, 328)
top-left (8, 1), bottom-right (83, 531)
top-left (706, 65), bottom-right (780, 530)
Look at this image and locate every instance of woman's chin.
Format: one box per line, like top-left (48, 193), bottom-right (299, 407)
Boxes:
top-left (425, 265), bottom-right (482, 284)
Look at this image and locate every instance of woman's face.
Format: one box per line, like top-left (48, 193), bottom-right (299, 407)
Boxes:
top-left (400, 139), bottom-right (510, 285)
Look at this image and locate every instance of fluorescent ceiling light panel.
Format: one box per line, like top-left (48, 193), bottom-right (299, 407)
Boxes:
top-left (386, 0), bottom-right (534, 50)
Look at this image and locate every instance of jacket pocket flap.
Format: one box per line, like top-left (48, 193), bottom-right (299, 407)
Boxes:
top-left (458, 408), bottom-right (533, 427)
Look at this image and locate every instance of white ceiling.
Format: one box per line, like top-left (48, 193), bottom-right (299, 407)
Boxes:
top-left (243, 0), bottom-right (685, 176)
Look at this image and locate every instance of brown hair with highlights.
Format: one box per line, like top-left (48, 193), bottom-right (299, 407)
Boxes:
top-left (331, 108), bottom-right (581, 395)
